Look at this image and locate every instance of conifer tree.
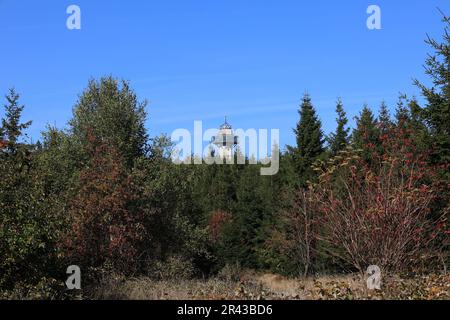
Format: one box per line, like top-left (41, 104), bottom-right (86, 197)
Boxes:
top-left (0, 90), bottom-right (55, 289)
top-left (219, 164), bottom-right (272, 268)
top-left (394, 95), bottom-right (410, 126)
top-left (1, 88), bottom-right (32, 153)
top-left (378, 100), bottom-right (392, 134)
top-left (352, 104), bottom-right (379, 158)
top-left (328, 98), bottom-right (350, 156)
top-left (287, 93), bottom-right (324, 187)
top-left (414, 13), bottom-right (450, 165)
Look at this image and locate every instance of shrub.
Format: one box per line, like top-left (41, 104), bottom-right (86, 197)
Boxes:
top-left (60, 133), bottom-right (145, 273)
top-left (149, 255), bottom-right (196, 280)
top-left (208, 210), bottom-right (232, 243)
top-left (311, 126), bottom-right (446, 273)
top-left (217, 263), bottom-right (243, 283)
top-left (277, 188), bottom-right (319, 277)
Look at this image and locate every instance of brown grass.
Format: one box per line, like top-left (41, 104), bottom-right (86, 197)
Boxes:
top-left (90, 271), bottom-right (450, 300)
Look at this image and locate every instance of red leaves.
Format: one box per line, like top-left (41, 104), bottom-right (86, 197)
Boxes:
top-left (309, 124), bottom-right (444, 272)
top-left (60, 133), bottom-right (144, 271)
top-left (0, 139), bottom-right (7, 149)
top-left (208, 210), bottom-right (232, 243)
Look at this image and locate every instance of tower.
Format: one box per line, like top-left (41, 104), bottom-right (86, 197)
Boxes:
top-left (211, 117), bottom-right (238, 161)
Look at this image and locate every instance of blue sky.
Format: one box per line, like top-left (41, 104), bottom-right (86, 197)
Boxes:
top-left (0, 0), bottom-right (449, 149)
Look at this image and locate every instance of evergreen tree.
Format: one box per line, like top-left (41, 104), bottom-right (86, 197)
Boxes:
top-left (378, 100), bottom-right (392, 134)
top-left (352, 104), bottom-right (379, 161)
top-left (219, 164), bottom-right (272, 269)
top-left (391, 96), bottom-right (431, 155)
top-left (328, 98), bottom-right (350, 156)
top-left (0, 91), bottom-right (58, 290)
top-left (414, 13), bottom-right (450, 165)
top-left (408, 97), bottom-right (430, 142)
top-left (394, 95), bottom-right (410, 126)
top-left (287, 93), bottom-right (325, 187)
top-left (1, 88), bottom-right (32, 153)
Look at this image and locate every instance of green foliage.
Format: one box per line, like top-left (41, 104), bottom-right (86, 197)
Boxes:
top-left (287, 93), bottom-right (325, 187)
top-left (351, 104), bottom-right (380, 163)
top-left (2, 14), bottom-right (450, 297)
top-left (217, 164), bottom-right (273, 269)
top-left (69, 76), bottom-right (148, 168)
top-left (414, 13), bottom-right (450, 165)
top-left (0, 91), bottom-right (60, 290)
top-left (378, 100), bottom-right (392, 134)
top-left (328, 98), bottom-right (350, 156)
top-left (61, 133), bottom-right (145, 273)
top-left (1, 88), bottom-right (32, 152)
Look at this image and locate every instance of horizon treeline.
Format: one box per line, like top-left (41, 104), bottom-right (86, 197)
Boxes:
top-left (0, 16), bottom-right (449, 297)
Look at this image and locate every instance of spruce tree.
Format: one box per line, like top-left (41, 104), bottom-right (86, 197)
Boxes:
top-left (378, 100), bottom-right (392, 134)
top-left (219, 164), bottom-right (272, 269)
top-left (1, 88), bottom-right (32, 153)
top-left (352, 104), bottom-right (379, 162)
top-left (328, 98), bottom-right (350, 156)
top-left (0, 90), bottom-right (54, 289)
top-left (394, 95), bottom-right (410, 126)
top-left (414, 13), bottom-right (450, 164)
top-left (287, 93), bottom-right (324, 187)
top-left (352, 104), bottom-right (378, 147)
top-left (408, 97), bottom-right (430, 142)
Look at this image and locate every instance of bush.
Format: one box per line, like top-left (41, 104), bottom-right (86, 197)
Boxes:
top-left (217, 263), bottom-right (243, 283)
top-left (149, 256), bottom-right (196, 280)
top-left (60, 133), bottom-right (146, 274)
top-left (310, 126), bottom-right (446, 273)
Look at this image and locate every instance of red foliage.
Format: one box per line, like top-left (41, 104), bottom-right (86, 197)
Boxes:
top-left (208, 210), bottom-right (232, 243)
top-left (282, 188), bottom-right (319, 276)
top-left (0, 139), bottom-right (7, 149)
top-left (60, 133), bottom-right (145, 272)
top-left (311, 125), bottom-right (446, 272)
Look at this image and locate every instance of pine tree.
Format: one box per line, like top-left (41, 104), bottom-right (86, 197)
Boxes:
top-left (219, 164), bottom-right (272, 269)
top-left (328, 98), bottom-right (350, 156)
top-left (0, 90), bottom-right (56, 289)
top-left (394, 95), bottom-right (410, 126)
top-left (1, 88), bottom-right (32, 153)
top-left (378, 100), bottom-right (392, 134)
top-left (287, 93), bottom-right (324, 187)
top-left (414, 13), bottom-right (450, 164)
top-left (352, 104), bottom-right (378, 145)
top-left (408, 97), bottom-right (430, 139)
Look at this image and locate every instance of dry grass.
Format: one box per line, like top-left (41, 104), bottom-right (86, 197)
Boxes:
top-left (90, 271), bottom-right (450, 300)
top-left (92, 276), bottom-right (266, 300)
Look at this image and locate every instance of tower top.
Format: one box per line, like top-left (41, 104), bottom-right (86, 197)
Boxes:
top-left (220, 116), bottom-right (232, 130)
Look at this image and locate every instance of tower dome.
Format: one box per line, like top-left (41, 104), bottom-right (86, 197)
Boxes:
top-left (219, 116), bottom-right (232, 130)
top-left (211, 117), bottom-right (238, 161)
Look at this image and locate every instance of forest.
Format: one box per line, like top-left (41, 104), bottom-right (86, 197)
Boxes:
top-left (0, 16), bottom-right (449, 300)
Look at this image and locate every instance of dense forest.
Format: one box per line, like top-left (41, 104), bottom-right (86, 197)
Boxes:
top-left (0, 16), bottom-right (449, 299)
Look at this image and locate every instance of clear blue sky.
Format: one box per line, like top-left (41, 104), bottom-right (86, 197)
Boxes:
top-left (1, 0), bottom-right (449, 149)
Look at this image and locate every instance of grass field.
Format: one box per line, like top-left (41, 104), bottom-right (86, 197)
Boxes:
top-left (89, 271), bottom-right (450, 300)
